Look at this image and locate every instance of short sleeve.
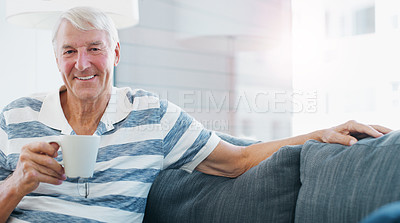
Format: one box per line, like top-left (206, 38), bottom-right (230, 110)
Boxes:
top-left (160, 100), bottom-right (220, 172)
top-left (0, 112), bottom-right (12, 180)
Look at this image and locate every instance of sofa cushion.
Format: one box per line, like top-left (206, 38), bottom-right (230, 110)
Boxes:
top-left (144, 134), bottom-right (302, 223)
top-left (295, 130), bottom-right (400, 223)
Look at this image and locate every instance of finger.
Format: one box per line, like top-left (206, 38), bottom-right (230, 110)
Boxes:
top-left (49, 142), bottom-right (61, 158)
top-left (370, 125), bottom-right (392, 135)
top-left (35, 162), bottom-right (66, 181)
top-left (326, 131), bottom-right (358, 146)
top-left (22, 159), bottom-right (65, 181)
top-left (15, 159), bottom-right (65, 187)
top-left (345, 121), bottom-right (383, 138)
top-left (26, 142), bottom-right (59, 157)
top-left (24, 150), bottom-right (65, 176)
top-left (34, 169), bottom-right (65, 185)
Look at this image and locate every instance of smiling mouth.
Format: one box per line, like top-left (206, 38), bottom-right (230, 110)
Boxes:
top-left (76, 75), bottom-right (96, 80)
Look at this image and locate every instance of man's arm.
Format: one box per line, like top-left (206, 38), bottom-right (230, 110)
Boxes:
top-left (196, 120), bottom-right (392, 178)
top-left (0, 176), bottom-right (25, 223)
top-left (0, 142), bottom-right (65, 223)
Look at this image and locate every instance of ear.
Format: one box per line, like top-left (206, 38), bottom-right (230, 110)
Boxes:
top-left (114, 42), bottom-right (121, 66)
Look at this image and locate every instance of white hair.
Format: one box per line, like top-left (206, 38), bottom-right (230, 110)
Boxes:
top-left (52, 7), bottom-right (119, 53)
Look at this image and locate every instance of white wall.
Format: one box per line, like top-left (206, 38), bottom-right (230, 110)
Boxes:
top-left (0, 0), bottom-right (62, 109)
top-left (292, 0), bottom-right (400, 134)
top-left (116, 0), bottom-right (293, 140)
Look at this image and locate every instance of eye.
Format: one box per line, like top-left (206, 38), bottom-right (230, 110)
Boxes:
top-left (90, 48), bottom-right (100, 52)
top-left (63, 50), bottom-right (75, 55)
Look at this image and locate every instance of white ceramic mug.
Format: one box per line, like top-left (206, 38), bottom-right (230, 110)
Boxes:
top-left (55, 135), bottom-right (101, 178)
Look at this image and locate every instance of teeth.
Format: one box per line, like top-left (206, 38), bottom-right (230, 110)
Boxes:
top-left (77, 75), bottom-right (95, 80)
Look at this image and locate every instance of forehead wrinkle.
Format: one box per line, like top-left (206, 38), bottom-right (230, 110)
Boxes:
top-left (90, 41), bottom-right (103, 45)
top-left (89, 41), bottom-right (107, 48)
top-left (62, 44), bottom-right (73, 49)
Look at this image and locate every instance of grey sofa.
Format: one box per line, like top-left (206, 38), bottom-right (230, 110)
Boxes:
top-left (144, 131), bottom-right (400, 223)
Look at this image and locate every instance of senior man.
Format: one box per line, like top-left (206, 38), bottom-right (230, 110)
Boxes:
top-left (0, 7), bottom-right (391, 222)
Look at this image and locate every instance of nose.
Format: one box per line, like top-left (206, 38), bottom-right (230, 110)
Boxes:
top-left (75, 50), bottom-right (90, 71)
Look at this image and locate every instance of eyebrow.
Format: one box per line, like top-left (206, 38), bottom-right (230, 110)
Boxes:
top-left (61, 41), bottom-right (105, 49)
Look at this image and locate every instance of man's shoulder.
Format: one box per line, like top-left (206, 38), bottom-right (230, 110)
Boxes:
top-left (2, 92), bottom-right (48, 113)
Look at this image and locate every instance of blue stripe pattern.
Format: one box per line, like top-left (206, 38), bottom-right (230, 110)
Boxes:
top-left (163, 111), bottom-right (193, 157)
top-left (126, 89), bottom-right (157, 104)
top-left (0, 150), bottom-right (6, 168)
top-left (95, 121), bottom-right (108, 136)
top-left (104, 110), bottom-right (161, 136)
top-left (11, 208), bottom-right (102, 223)
top-left (159, 100), bottom-right (168, 119)
top-left (27, 193), bottom-right (148, 213)
top-left (0, 167), bottom-right (12, 180)
top-left (167, 129), bottom-right (212, 170)
top-left (4, 153), bottom-right (19, 170)
top-left (96, 140), bottom-right (162, 162)
top-left (60, 168), bottom-right (160, 184)
top-left (8, 121), bottom-right (61, 139)
top-left (91, 168), bottom-right (160, 183)
top-left (0, 113), bottom-right (6, 132)
top-left (3, 97), bottom-right (43, 112)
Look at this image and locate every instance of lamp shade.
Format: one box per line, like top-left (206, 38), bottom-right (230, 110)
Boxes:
top-left (174, 0), bottom-right (291, 52)
top-left (6, 0), bottom-right (139, 29)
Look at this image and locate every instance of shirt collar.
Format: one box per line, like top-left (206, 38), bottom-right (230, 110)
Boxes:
top-left (99, 87), bottom-right (133, 132)
top-left (38, 86), bottom-right (132, 135)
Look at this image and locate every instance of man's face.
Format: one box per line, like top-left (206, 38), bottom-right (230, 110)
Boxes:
top-left (55, 20), bottom-right (120, 102)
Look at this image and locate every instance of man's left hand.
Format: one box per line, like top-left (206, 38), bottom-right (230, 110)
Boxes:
top-left (319, 120), bottom-right (392, 146)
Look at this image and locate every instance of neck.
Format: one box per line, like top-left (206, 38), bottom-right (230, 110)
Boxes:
top-left (60, 89), bottom-right (111, 135)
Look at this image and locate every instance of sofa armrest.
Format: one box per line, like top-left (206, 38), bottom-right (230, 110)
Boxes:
top-left (144, 132), bottom-right (301, 223)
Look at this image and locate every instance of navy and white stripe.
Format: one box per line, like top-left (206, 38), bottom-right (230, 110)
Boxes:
top-left (0, 87), bottom-right (220, 222)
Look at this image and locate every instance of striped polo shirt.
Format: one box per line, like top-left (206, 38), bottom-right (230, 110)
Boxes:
top-left (0, 86), bottom-right (220, 222)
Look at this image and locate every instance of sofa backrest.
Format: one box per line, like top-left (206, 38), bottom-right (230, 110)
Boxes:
top-left (295, 130), bottom-right (400, 223)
